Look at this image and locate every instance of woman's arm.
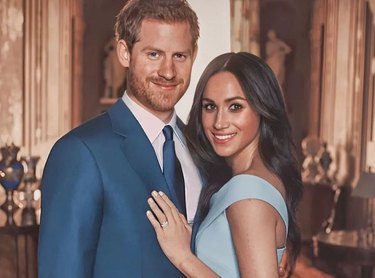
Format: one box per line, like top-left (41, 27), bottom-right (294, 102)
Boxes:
top-left (147, 191), bottom-right (286, 278)
top-left (227, 198), bottom-right (282, 278)
top-left (146, 191), bottom-right (219, 278)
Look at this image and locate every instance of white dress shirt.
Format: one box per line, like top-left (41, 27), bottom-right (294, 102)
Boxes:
top-left (122, 92), bottom-right (202, 223)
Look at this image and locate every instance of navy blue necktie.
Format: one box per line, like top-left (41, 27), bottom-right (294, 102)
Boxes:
top-left (162, 125), bottom-right (186, 216)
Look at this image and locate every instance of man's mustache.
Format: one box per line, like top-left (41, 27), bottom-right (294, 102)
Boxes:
top-left (147, 77), bottom-right (184, 86)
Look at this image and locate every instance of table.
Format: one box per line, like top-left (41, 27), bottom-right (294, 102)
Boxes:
top-left (0, 225), bottom-right (39, 278)
top-left (299, 183), bottom-right (345, 242)
top-left (314, 230), bottom-right (375, 278)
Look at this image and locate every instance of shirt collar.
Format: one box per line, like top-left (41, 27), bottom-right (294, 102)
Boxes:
top-left (122, 92), bottom-right (180, 143)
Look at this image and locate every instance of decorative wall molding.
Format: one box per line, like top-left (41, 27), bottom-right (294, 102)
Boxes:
top-left (311, 0), bottom-right (375, 183)
top-left (0, 0), bottom-right (24, 146)
top-left (309, 0), bottom-right (325, 136)
top-left (359, 1), bottom-right (375, 172)
top-left (0, 0), bottom-right (83, 225)
top-left (231, 0), bottom-right (260, 55)
top-left (23, 0), bottom-right (83, 175)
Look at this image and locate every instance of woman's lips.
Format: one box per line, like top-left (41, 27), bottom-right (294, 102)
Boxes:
top-left (212, 132), bottom-right (236, 143)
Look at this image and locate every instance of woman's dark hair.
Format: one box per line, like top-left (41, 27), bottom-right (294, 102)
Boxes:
top-left (185, 52), bottom-right (303, 268)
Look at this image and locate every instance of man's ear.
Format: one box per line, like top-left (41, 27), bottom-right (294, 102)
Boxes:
top-left (192, 45), bottom-right (198, 63)
top-left (117, 39), bottom-right (130, 67)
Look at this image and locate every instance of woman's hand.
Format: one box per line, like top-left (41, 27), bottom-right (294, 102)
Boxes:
top-left (146, 191), bottom-right (193, 267)
top-left (278, 249), bottom-right (290, 277)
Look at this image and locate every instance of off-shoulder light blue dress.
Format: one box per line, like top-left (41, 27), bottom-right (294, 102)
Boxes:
top-left (195, 174), bottom-right (288, 277)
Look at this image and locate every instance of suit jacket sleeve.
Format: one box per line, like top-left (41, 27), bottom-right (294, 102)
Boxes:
top-left (38, 133), bottom-right (103, 278)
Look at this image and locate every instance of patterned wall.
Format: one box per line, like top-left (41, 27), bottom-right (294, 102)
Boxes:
top-left (0, 0), bottom-right (24, 146)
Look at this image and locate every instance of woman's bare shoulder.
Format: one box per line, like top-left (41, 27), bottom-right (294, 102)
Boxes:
top-left (244, 165), bottom-right (286, 200)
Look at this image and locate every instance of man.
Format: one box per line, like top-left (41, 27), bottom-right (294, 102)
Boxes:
top-left (38, 1), bottom-right (202, 277)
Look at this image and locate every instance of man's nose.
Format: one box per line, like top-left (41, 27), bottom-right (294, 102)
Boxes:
top-left (157, 57), bottom-right (176, 80)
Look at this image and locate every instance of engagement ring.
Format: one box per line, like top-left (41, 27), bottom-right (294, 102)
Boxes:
top-left (161, 221), bottom-right (169, 228)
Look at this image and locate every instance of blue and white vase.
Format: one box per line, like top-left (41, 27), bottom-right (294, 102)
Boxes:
top-left (0, 143), bottom-right (24, 226)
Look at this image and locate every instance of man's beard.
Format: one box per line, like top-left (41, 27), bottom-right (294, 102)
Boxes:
top-left (127, 71), bottom-right (186, 112)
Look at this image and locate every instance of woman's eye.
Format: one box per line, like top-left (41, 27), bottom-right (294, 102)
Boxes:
top-left (203, 103), bottom-right (216, 111)
top-left (229, 103), bottom-right (243, 111)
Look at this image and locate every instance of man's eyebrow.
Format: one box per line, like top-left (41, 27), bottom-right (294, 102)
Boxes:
top-left (140, 47), bottom-right (193, 55)
top-left (141, 46), bottom-right (164, 52)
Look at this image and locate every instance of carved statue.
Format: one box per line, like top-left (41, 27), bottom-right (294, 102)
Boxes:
top-left (103, 38), bottom-right (126, 98)
top-left (265, 29), bottom-right (292, 86)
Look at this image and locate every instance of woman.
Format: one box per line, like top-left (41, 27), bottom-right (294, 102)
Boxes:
top-left (146, 52), bottom-right (302, 277)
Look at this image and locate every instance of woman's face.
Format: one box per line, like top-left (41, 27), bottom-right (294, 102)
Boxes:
top-left (202, 71), bottom-right (260, 159)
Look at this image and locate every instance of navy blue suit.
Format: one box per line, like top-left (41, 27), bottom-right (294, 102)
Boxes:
top-left (39, 99), bottom-right (186, 277)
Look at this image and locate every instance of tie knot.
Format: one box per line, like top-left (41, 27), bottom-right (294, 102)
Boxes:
top-left (163, 125), bottom-right (174, 141)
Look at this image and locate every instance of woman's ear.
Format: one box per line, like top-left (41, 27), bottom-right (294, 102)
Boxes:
top-left (117, 39), bottom-right (130, 67)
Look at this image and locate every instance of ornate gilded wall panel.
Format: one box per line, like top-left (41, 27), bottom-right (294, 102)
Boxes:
top-left (309, 0), bottom-right (325, 136)
top-left (361, 1), bottom-right (375, 171)
top-left (312, 0), bottom-right (373, 182)
top-left (0, 0), bottom-right (83, 226)
top-left (23, 0), bottom-right (83, 174)
top-left (231, 0), bottom-right (260, 55)
top-left (319, 0), bottom-right (338, 143)
top-left (0, 0), bottom-right (24, 146)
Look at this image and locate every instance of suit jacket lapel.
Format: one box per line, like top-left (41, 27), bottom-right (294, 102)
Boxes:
top-left (191, 217), bottom-right (200, 252)
top-left (107, 99), bottom-right (168, 193)
top-left (108, 100), bottom-right (206, 252)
